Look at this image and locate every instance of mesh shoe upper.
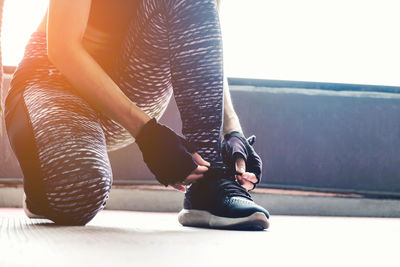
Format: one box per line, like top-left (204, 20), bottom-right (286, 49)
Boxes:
top-left (183, 165), bottom-right (270, 219)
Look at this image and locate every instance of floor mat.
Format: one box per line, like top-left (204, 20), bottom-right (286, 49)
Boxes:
top-left (0, 208), bottom-right (397, 267)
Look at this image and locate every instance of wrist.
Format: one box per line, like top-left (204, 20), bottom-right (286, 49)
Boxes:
top-left (126, 108), bottom-right (151, 138)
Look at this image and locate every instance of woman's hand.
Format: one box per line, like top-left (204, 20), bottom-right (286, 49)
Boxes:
top-left (221, 132), bottom-right (263, 191)
top-left (234, 157), bottom-right (259, 191)
top-left (171, 153), bottom-right (210, 192)
top-left (136, 118), bottom-right (211, 188)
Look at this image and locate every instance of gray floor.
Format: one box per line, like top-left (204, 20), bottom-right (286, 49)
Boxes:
top-left (0, 208), bottom-right (398, 267)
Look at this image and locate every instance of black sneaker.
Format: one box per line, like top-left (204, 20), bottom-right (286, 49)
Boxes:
top-left (178, 165), bottom-right (270, 230)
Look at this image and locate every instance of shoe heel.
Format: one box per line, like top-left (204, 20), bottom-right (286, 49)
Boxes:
top-left (178, 209), bottom-right (212, 227)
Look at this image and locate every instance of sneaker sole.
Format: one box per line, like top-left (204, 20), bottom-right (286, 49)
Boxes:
top-left (178, 209), bottom-right (269, 230)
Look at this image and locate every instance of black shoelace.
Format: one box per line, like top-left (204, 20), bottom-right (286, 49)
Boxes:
top-left (204, 165), bottom-right (252, 201)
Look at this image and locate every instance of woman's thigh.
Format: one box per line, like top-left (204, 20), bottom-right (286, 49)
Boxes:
top-left (6, 83), bottom-right (112, 225)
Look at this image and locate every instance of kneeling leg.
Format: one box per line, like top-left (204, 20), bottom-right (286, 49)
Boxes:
top-left (6, 85), bottom-right (112, 225)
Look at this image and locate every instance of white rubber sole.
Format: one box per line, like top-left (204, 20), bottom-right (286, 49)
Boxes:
top-left (178, 209), bottom-right (269, 230)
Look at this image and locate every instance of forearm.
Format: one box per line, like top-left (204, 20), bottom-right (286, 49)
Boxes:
top-left (47, 0), bottom-right (150, 138)
top-left (48, 43), bottom-right (150, 137)
top-left (223, 77), bottom-right (243, 136)
top-left (216, 0), bottom-right (241, 135)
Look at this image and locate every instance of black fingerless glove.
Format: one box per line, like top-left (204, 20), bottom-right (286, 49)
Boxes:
top-left (136, 118), bottom-right (198, 186)
top-left (221, 131), bottom-right (262, 188)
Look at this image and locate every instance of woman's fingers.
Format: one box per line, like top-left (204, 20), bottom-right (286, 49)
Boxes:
top-left (235, 175), bottom-right (254, 191)
top-left (240, 172), bottom-right (258, 184)
top-left (236, 172), bottom-right (258, 191)
top-left (235, 156), bottom-right (251, 191)
top-left (179, 165), bottom-right (208, 186)
top-left (171, 184), bottom-right (186, 192)
top-left (235, 156), bottom-right (246, 174)
top-left (235, 156), bottom-right (259, 191)
top-left (192, 153), bottom-right (211, 167)
top-left (192, 165), bottom-right (208, 174)
top-left (173, 154), bottom-right (210, 188)
top-left (177, 153), bottom-right (258, 191)
top-left (190, 152), bottom-right (259, 191)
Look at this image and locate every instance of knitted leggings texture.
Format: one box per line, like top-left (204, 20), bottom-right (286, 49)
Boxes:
top-left (5, 0), bottom-right (224, 225)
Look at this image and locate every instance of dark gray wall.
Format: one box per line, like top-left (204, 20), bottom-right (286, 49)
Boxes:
top-left (230, 86), bottom-right (400, 195)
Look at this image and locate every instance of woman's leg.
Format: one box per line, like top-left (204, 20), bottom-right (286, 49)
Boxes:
top-left (5, 83), bottom-right (112, 225)
top-left (163, 0), bottom-right (224, 164)
top-left (112, 0), bottom-right (223, 164)
top-left (111, 0), bottom-right (270, 230)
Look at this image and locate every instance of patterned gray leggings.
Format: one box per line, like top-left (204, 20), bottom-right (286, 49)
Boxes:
top-left (5, 0), bottom-right (224, 225)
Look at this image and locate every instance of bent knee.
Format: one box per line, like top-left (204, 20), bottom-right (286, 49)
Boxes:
top-left (47, 190), bottom-right (110, 226)
top-left (45, 170), bottom-right (112, 226)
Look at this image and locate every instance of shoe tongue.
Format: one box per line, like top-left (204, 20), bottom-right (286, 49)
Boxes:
top-left (202, 165), bottom-right (252, 200)
top-left (217, 178), bottom-right (252, 200)
top-left (185, 165), bottom-right (253, 211)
